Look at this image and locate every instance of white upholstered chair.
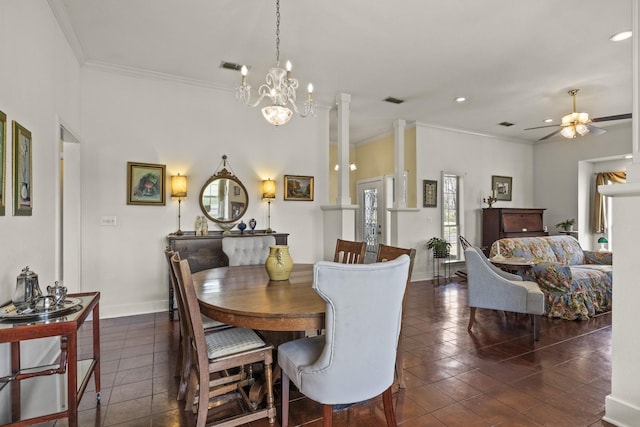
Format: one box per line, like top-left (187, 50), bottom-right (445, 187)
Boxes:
top-left (465, 246), bottom-right (545, 340)
top-left (222, 235), bottom-right (276, 266)
top-left (278, 256), bottom-right (411, 427)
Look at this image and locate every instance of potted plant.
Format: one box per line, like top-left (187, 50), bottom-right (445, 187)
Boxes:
top-left (426, 237), bottom-right (451, 258)
top-left (555, 218), bottom-right (575, 232)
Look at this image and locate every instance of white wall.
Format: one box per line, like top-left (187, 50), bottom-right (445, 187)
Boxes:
top-left (0, 0), bottom-right (81, 373)
top-left (80, 66), bottom-right (329, 317)
top-left (533, 124), bottom-right (631, 240)
top-left (410, 124), bottom-right (535, 280)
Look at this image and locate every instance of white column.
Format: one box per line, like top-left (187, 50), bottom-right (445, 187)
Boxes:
top-left (336, 93), bottom-right (352, 205)
top-left (393, 119), bottom-right (407, 208)
top-left (602, 2), bottom-right (640, 425)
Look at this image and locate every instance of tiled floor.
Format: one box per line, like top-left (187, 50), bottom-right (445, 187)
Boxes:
top-left (57, 278), bottom-right (613, 426)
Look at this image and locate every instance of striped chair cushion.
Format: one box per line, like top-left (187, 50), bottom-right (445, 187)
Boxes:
top-left (205, 327), bottom-right (265, 359)
top-left (201, 315), bottom-right (226, 330)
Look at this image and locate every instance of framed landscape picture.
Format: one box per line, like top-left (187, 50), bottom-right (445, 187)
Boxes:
top-left (284, 175), bottom-right (314, 201)
top-left (423, 179), bottom-right (437, 208)
top-left (0, 111), bottom-right (5, 216)
top-left (12, 120), bottom-right (32, 216)
top-left (127, 161), bottom-right (166, 205)
top-left (492, 175), bottom-right (512, 201)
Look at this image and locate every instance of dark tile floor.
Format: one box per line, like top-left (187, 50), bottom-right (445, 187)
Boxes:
top-left (54, 278), bottom-right (614, 426)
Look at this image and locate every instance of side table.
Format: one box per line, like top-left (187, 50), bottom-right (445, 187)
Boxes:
top-left (0, 292), bottom-right (101, 427)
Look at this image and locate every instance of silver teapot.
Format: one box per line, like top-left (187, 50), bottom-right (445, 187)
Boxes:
top-left (13, 266), bottom-right (43, 309)
top-left (46, 281), bottom-right (68, 307)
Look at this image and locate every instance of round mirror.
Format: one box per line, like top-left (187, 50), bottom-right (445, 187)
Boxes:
top-left (199, 161), bottom-right (249, 224)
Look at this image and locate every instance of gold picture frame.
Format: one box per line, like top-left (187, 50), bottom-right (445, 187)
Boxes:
top-left (12, 120), bottom-right (32, 216)
top-left (284, 175), bottom-right (314, 201)
top-left (0, 111), bottom-right (6, 216)
top-left (127, 161), bottom-right (166, 205)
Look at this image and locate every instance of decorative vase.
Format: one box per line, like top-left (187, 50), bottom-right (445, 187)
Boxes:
top-left (249, 218), bottom-right (257, 233)
top-left (265, 245), bottom-right (293, 281)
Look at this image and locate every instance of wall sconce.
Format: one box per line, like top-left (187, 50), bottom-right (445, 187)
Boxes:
top-left (597, 236), bottom-right (609, 251)
top-left (334, 162), bottom-right (357, 171)
top-left (262, 178), bottom-right (276, 233)
top-left (171, 173), bottom-right (187, 235)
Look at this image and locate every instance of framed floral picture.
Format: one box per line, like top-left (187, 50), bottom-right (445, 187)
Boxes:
top-left (492, 175), bottom-right (512, 201)
top-left (423, 179), bottom-right (437, 208)
top-left (0, 111), bottom-right (5, 216)
top-left (284, 175), bottom-right (314, 201)
top-left (12, 120), bottom-right (32, 216)
top-left (127, 161), bottom-right (166, 205)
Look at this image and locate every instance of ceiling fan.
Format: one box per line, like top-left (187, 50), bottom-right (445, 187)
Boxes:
top-left (524, 89), bottom-right (632, 141)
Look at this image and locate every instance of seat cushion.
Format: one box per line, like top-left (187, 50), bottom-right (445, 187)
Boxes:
top-left (201, 315), bottom-right (226, 330)
top-left (278, 335), bottom-right (325, 387)
top-left (205, 327), bottom-right (265, 359)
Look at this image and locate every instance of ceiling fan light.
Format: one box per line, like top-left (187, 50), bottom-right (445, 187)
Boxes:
top-left (577, 112), bottom-right (589, 123)
top-left (576, 124), bottom-right (590, 136)
top-left (561, 126), bottom-right (576, 139)
top-left (262, 105), bottom-right (293, 126)
top-left (561, 114), bottom-right (574, 126)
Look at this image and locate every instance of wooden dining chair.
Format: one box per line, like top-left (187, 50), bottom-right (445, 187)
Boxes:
top-left (170, 254), bottom-right (276, 426)
top-left (164, 247), bottom-right (227, 401)
top-left (376, 244), bottom-right (416, 389)
top-left (333, 239), bottom-right (366, 264)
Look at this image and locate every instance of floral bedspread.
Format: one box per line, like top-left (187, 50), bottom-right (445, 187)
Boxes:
top-left (490, 236), bottom-right (612, 320)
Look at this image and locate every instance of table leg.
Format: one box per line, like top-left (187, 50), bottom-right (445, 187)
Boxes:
top-left (67, 334), bottom-right (78, 427)
top-left (10, 342), bottom-right (20, 423)
top-left (93, 303), bottom-right (101, 403)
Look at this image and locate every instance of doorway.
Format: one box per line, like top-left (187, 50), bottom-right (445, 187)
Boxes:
top-left (58, 125), bottom-right (82, 293)
top-left (356, 177), bottom-right (385, 259)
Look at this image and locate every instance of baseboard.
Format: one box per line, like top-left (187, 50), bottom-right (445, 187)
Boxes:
top-left (603, 394), bottom-right (640, 426)
top-left (100, 299), bottom-right (168, 319)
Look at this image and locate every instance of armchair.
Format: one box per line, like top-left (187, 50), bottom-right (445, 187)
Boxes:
top-left (465, 247), bottom-right (545, 340)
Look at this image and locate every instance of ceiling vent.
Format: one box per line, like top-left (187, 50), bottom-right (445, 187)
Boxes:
top-left (220, 61), bottom-right (244, 71)
top-left (498, 121), bottom-right (515, 127)
top-left (383, 97), bottom-right (405, 104)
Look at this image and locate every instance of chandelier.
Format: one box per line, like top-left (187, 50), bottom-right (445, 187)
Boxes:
top-left (560, 89), bottom-right (590, 139)
top-left (235, 0), bottom-right (315, 126)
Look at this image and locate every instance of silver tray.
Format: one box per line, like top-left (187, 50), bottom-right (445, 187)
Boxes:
top-left (0, 297), bottom-right (83, 321)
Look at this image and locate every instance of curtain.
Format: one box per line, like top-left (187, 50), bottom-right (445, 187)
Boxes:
top-left (592, 171), bottom-right (626, 233)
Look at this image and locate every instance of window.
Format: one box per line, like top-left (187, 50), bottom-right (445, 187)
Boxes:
top-left (442, 172), bottom-right (464, 260)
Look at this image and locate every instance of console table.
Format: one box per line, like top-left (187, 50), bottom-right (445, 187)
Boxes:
top-left (0, 292), bottom-right (100, 427)
top-left (482, 208), bottom-right (548, 256)
top-left (166, 231), bottom-right (289, 318)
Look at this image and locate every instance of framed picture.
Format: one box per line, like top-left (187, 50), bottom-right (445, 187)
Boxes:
top-left (284, 175), bottom-right (314, 201)
top-left (492, 175), bottom-right (512, 201)
top-left (127, 161), bottom-right (166, 205)
top-left (423, 179), bottom-right (437, 208)
top-left (0, 111), bottom-right (5, 216)
top-left (12, 121), bottom-right (32, 216)
top-left (233, 185), bottom-right (240, 196)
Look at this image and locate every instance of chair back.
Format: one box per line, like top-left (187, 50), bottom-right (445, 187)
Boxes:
top-left (222, 235), bottom-right (276, 266)
top-left (170, 255), bottom-right (209, 374)
top-left (376, 244), bottom-right (416, 310)
top-left (165, 247), bottom-right (187, 325)
top-left (459, 235), bottom-right (472, 250)
top-left (464, 247), bottom-right (527, 312)
top-left (301, 256), bottom-right (410, 404)
top-left (333, 239), bottom-right (366, 264)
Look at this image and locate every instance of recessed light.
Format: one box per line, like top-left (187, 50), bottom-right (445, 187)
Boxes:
top-left (454, 96), bottom-right (466, 103)
top-left (609, 30), bottom-right (632, 42)
top-left (544, 118), bottom-right (553, 123)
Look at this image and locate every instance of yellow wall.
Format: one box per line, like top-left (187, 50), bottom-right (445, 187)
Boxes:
top-left (328, 126), bottom-right (417, 206)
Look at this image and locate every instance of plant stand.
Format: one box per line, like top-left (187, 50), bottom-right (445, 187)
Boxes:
top-left (432, 251), bottom-right (451, 285)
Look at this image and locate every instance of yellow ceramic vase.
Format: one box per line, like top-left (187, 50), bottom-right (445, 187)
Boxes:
top-left (265, 245), bottom-right (293, 281)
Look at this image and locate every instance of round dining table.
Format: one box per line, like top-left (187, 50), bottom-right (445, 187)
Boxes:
top-left (191, 263), bottom-right (325, 332)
